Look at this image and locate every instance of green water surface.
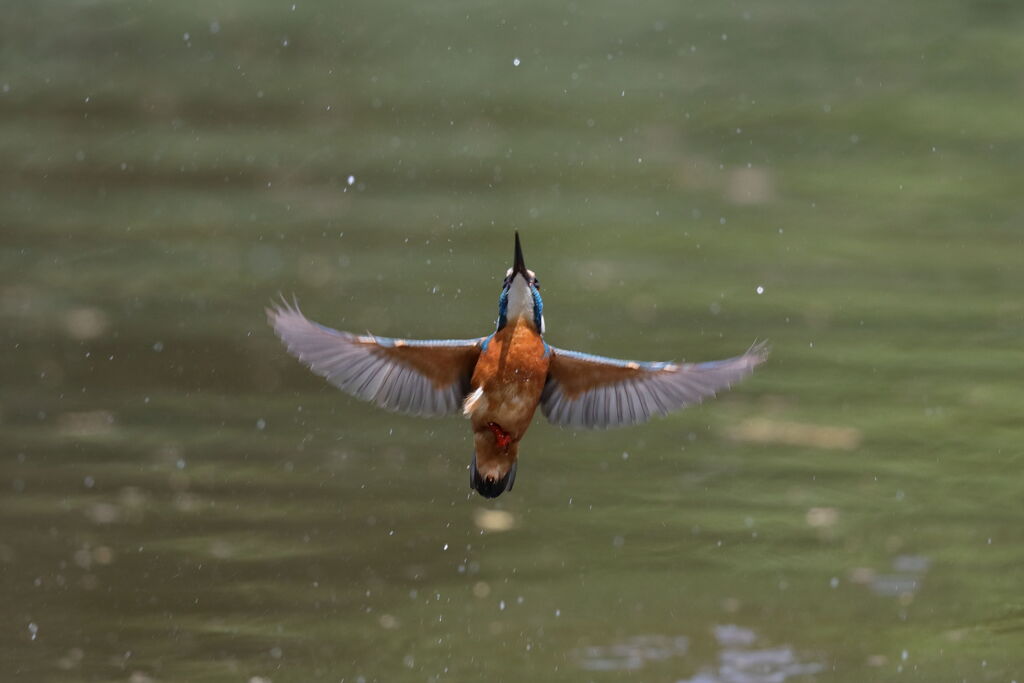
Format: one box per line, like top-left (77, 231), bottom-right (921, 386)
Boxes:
top-left (2, 1), bottom-right (1024, 681)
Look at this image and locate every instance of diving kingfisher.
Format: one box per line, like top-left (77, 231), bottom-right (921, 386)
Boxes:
top-left (268, 233), bottom-right (767, 498)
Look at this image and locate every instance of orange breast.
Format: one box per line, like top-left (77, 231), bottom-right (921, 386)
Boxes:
top-left (469, 320), bottom-right (550, 436)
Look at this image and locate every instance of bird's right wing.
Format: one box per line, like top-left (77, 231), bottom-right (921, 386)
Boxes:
top-left (541, 342), bottom-right (768, 429)
top-left (268, 299), bottom-right (484, 417)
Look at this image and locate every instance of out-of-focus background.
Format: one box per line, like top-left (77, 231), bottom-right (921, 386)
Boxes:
top-left (3, 1), bottom-right (1023, 681)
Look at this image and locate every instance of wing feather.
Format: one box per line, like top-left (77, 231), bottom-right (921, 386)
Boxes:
top-left (267, 298), bottom-right (483, 417)
top-left (541, 342), bottom-right (768, 429)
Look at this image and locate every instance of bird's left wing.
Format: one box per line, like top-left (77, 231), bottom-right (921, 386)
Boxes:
top-left (541, 342), bottom-right (768, 429)
top-left (268, 299), bottom-right (483, 417)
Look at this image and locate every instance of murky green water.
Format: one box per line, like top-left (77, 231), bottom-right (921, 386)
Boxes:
top-left (3, 1), bottom-right (1024, 681)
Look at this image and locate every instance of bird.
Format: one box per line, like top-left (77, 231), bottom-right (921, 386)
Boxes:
top-left (267, 233), bottom-right (767, 498)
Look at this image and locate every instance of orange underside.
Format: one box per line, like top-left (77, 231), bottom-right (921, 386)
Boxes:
top-left (469, 319), bottom-right (550, 476)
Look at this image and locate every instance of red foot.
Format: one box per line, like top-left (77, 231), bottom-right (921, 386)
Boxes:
top-left (486, 422), bottom-right (513, 450)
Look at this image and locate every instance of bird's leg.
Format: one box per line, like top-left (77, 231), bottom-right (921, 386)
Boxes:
top-left (486, 422), bottom-right (512, 450)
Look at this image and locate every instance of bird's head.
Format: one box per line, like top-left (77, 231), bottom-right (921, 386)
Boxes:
top-left (497, 232), bottom-right (544, 333)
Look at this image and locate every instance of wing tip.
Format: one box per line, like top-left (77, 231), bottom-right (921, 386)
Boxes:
top-left (745, 339), bottom-right (771, 367)
top-left (266, 292), bottom-right (301, 327)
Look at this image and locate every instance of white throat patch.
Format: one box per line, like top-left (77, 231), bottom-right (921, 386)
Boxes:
top-left (506, 274), bottom-right (535, 324)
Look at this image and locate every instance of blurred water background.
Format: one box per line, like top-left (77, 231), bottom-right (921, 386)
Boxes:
top-left (2, 1), bottom-right (1024, 681)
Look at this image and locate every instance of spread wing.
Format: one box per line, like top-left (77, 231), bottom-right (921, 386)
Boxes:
top-left (541, 342), bottom-right (768, 429)
top-left (267, 298), bottom-right (483, 417)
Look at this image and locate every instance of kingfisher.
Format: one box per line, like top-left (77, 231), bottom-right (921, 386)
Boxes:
top-left (268, 233), bottom-right (767, 498)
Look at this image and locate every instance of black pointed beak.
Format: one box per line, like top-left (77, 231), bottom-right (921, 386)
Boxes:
top-left (512, 232), bottom-right (528, 278)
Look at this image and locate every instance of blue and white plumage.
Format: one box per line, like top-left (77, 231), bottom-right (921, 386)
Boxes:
top-left (497, 271), bottom-right (543, 333)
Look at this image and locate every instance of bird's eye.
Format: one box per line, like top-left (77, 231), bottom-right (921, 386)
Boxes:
top-left (532, 279), bottom-right (540, 290)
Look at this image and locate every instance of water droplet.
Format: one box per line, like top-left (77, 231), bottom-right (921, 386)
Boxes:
top-left (512, 57), bottom-right (521, 66)
top-left (756, 285), bottom-right (764, 295)
top-left (256, 418), bottom-right (266, 431)
top-left (347, 175), bottom-right (356, 186)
